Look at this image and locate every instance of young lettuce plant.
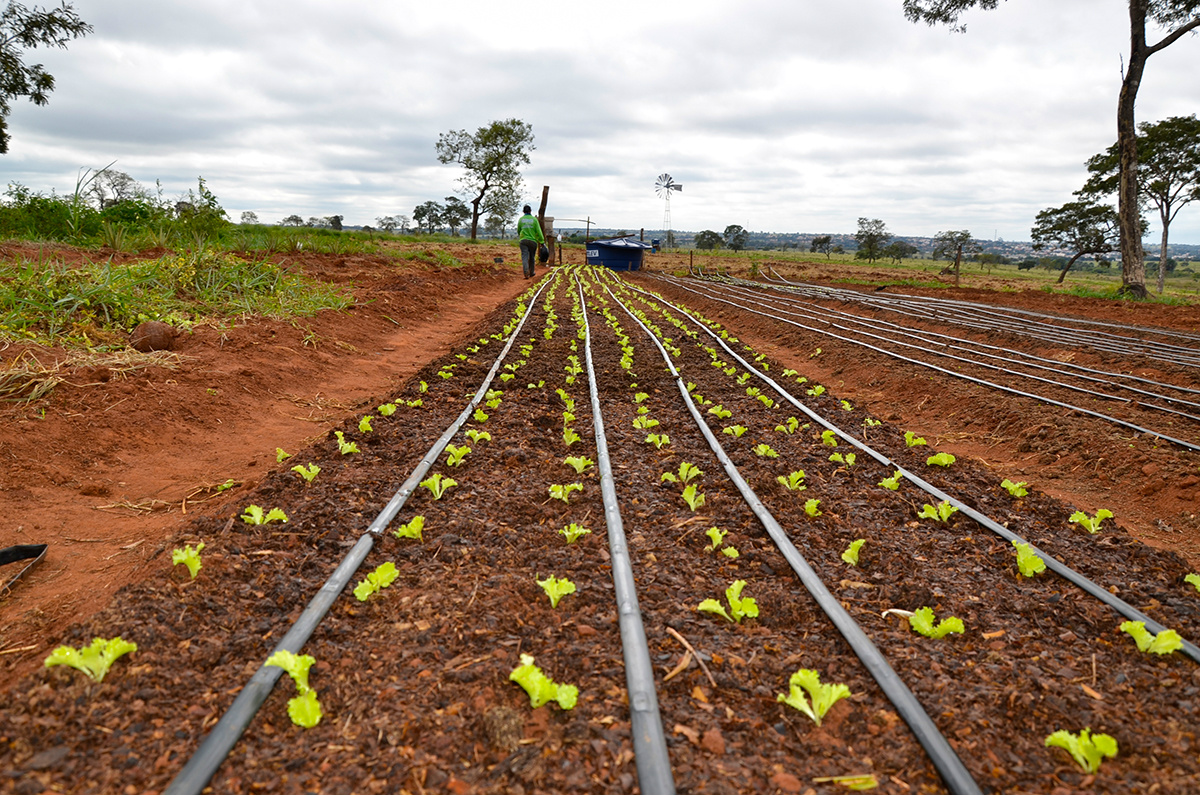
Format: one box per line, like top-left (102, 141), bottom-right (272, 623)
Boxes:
top-left (354, 561), bottom-right (399, 602)
top-left (705, 526), bottom-right (728, 551)
top-left (820, 429), bottom-right (839, 447)
top-left (172, 542), bottom-right (205, 579)
top-left (904, 431), bottom-right (927, 447)
top-left (358, 416), bottom-right (373, 433)
top-left (918, 502), bottom-right (958, 523)
top-left (698, 580), bottom-right (759, 623)
top-left (548, 483), bottom-right (583, 504)
top-left (829, 452), bottom-right (857, 467)
top-left (264, 650), bottom-right (322, 728)
top-left (804, 498), bottom-right (822, 518)
top-left (1013, 541), bottom-right (1046, 578)
top-left (645, 432), bottom-right (670, 449)
top-left (753, 443), bottom-right (779, 458)
top-left (1119, 620), bottom-right (1183, 655)
top-left (334, 431), bottom-right (359, 455)
top-left (276, 447), bottom-right (292, 462)
top-left (633, 392), bottom-right (649, 403)
top-left (473, 408), bottom-right (489, 423)
top-left (444, 444), bottom-right (471, 467)
top-left (509, 654), bottom-right (578, 710)
top-left (537, 575), bottom-right (576, 608)
top-left (560, 523), bottom-right (592, 544)
top-left (878, 470), bottom-right (903, 491)
top-left (1069, 508), bottom-right (1113, 534)
top-left (1001, 478), bottom-right (1029, 498)
top-left (707, 405), bottom-right (732, 420)
top-left (633, 415), bottom-right (660, 430)
top-left (806, 384), bottom-right (825, 397)
top-left (393, 515), bottom-right (424, 541)
top-left (292, 463), bottom-right (320, 484)
top-left (681, 484), bottom-right (706, 511)
top-left (723, 425), bottom-right (748, 438)
top-left (661, 461), bottom-right (702, 485)
top-left (926, 452), bottom-right (956, 467)
top-left (775, 416), bottom-right (800, 434)
top-left (909, 607), bottom-right (964, 639)
top-left (44, 637), bottom-right (137, 683)
top-left (242, 505), bottom-right (288, 525)
top-left (419, 474), bottom-right (457, 500)
top-left (465, 429), bottom-right (491, 444)
top-left (1187, 573), bottom-right (1200, 593)
top-left (776, 668), bottom-right (852, 727)
top-left (777, 470), bottom-right (807, 491)
top-left (564, 455), bottom-right (595, 475)
top-left (841, 539), bottom-right (866, 566)
top-left (563, 427), bottom-right (582, 446)
top-left (1045, 729), bottom-right (1118, 774)
top-left (376, 403), bottom-right (395, 419)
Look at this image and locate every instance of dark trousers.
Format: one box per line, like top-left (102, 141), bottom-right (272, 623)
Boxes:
top-left (520, 239), bottom-right (537, 278)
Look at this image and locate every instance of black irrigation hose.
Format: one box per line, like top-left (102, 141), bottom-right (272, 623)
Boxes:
top-left (575, 276), bottom-right (676, 795)
top-left (622, 279), bottom-right (1200, 666)
top-left (658, 276), bottom-right (1200, 453)
top-left (600, 276), bottom-right (985, 795)
top-left (164, 276), bottom-right (557, 795)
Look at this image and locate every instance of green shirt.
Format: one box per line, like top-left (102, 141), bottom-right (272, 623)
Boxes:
top-left (517, 213), bottom-right (545, 244)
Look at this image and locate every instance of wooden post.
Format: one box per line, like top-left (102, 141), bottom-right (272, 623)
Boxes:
top-left (953, 244), bottom-right (962, 288)
top-left (537, 186), bottom-right (553, 264)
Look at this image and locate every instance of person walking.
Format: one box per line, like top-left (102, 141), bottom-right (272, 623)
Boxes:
top-left (517, 205), bottom-right (545, 279)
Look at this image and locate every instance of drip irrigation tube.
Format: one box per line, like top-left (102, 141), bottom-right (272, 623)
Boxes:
top-left (601, 277), bottom-right (985, 795)
top-left (622, 279), bottom-right (1200, 666)
top-left (164, 276), bottom-right (556, 795)
top-left (575, 276), bottom-right (676, 795)
top-left (657, 276), bottom-right (1200, 453)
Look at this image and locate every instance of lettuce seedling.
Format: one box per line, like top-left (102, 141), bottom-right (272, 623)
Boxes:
top-left (661, 461), bottom-right (702, 485)
top-left (444, 444), bottom-right (471, 467)
top-left (537, 575), bottom-right (577, 608)
top-left (776, 416), bottom-right (800, 434)
top-left (562, 410), bottom-right (576, 425)
top-left (354, 561), bottom-right (399, 602)
top-left (840, 400), bottom-right (854, 411)
top-left (358, 416), bottom-right (373, 433)
top-left (1119, 620), bottom-right (1183, 655)
top-left (708, 405), bottom-right (732, 420)
top-left (745, 386), bottom-right (761, 398)
top-left (829, 452), bottom-right (857, 467)
top-left (560, 523), bottom-right (592, 543)
top-left (842, 539), bottom-right (865, 566)
top-left (438, 370), bottom-right (454, 380)
top-left (499, 373), bottom-right (515, 382)
top-left (393, 515), bottom-right (424, 541)
top-left (904, 431), bottom-right (927, 447)
top-left (917, 502), bottom-right (958, 523)
top-left (377, 403), bottom-right (397, 417)
top-left (756, 394), bottom-right (775, 408)
top-left (276, 447), bottom-right (292, 462)
top-left (777, 470), bottom-right (807, 491)
top-left (1001, 478), bottom-right (1029, 498)
top-left (1013, 541), bottom-right (1045, 578)
top-left (1045, 729), bottom-right (1118, 774)
top-left (698, 580), bottom-right (759, 623)
top-left (465, 429), bottom-right (491, 444)
top-left (723, 425), bottom-right (748, 438)
top-left (527, 380), bottom-right (544, 389)
top-left (634, 392), bottom-right (649, 403)
top-left (419, 380), bottom-right (428, 393)
top-left (926, 452), bottom-right (956, 467)
top-left (645, 432), bottom-right (670, 449)
top-left (821, 429), bottom-right (839, 447)
top-left (334, 431), bottom-right (359, 455)
top-left (721, 546), bottom-right (739, 558)
top-left (509, 654), bottom-right (578, 710)
top-left (806, 384), bottom-right (825, 397)
top-left (863, 417), bottom-right (882, 428)
top-left (782, 369), bottom-right (798, 378)
top-left (804, 498), bottom-right (822, 517)
top-left (706, 526), bottom-right (728, 551)
top-left (753, 443), bottom-right (779, 458)
top-left (44, 637), bottom-right (137, 683)
top-left (473, 408), bottom-right (489, 423)
top-left (565, 455), bottom-right (595, 474)
top-left (242, 505), bottom-right (288, 525)
top-left (909, 607), bottom-right (964, 639)
top-left (292, 463), bottom-right (320, 483)
top-left (406, 398), bottom-right (423, 407)
top-left (633, 415), bottom-right (660, 430)
top-left (812, 775), bottom-right (878, 791)
top-left (486, 398), bottom-right (502, 409)
top-left (563, 427), bottom-right (581, 446)
top-left (776, 668), bottom-right (852, 727)
top-left (548, 482), bottom-right (583, 503)
top-left (419, 474), bottom-right (457, 500)
top-left (172, 542), bottom-right (205, 579)
top-left (264, 650), bottom-right (322, 728)
top-left (681, 484), bottom-right (706, 511)
top-left (878, 470), bottom-right (903, 490)
top-left (1069, 508), bottom-right (1113, 534)
top-left (1186, 573), bottom-right (1200, 593)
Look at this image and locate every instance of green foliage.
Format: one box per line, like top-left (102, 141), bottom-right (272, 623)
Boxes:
top-left (909, 607), bottom-right (964, 639)
top-left (777, 470), bottom-right (807, 491)
top-left (291, 463), bottom-right (320, 483)
top-left (44, 637), bottom-right (136, 683)
top-left (436, 119), bottom-right (535, 240)
top-left (393, 515), bottom-right (425, 541)
top-left (563, 427), bottom-right (582, 446)
top-left (645, 432), bottom-right (670, 449)
top-left (806, 384), bottom-right (825, 397)
top-left (878, 470), bottom-right (903, 490)
top-left (707, 404), bottom-right (732, 420)
top-left (681, 483), bottom-right (706, 511)
top-left (264, 650), bottom-right (322, 728)
top-left (353, 561), bottom-right (399, 602)
top-left (776, 668), bottom-right (852, 726)
top-left (698, 580), bottom-right (759, 623)
top-left (537, 575), bottom-right (576, 608)
top-left (904, 431), bottom-right (926, 447)
top-left (241, 505), bottom-right (288, 525)
top-left (465, 429), bottom-right (491, 444)
top-left (444, 444), bottom-right (471, 467)
top-left (172, 542), bottom-right (205, 579)
top-left (275, 447), bottom-right (291, 462)
top-left (1044, 728), bottom-right (1118, 774)
top-left (1069, 508), bottom-right (1113, 533)
top-left (841, 539), bottom-right (866, 566)
top-left (509, 653), bottom-right (578, 710)
top-left (358, 415), bottom-right (373, 433)
top-left (661, 461), bottom-right (702, 485)
top-left (723, 425), bottom-right (748, 438)
top-left (1186, 573), bottom-right (1200, 592)
top-left (926, 452), bottom-right (956, 467)
top-left (377, 402), bottom-right (397, 417)
top-left (821, 429), bottom-right (839, 447)
top-left (564, 455), bottom-right (594, 474)
top-left (1013, 541), bottom-right (1046, 578)
top-left (705, 526), bottom-right (728, 551)
top-left (804, 498), bottom-right (822, 518)
top-left (917, 501), bottom-right (958, 523)
top-left (829, 452), bottom-right (857, 467)
top-left (559, 523), bottom-right (592, 544)
top-left (753, 443), bottom-right (779, 458)
top-left (633, 415), bottom-right (660, 430)
top-left (548, 482), bottom-right (583, 503)
top-left (334, 431), bottom-right (359, 455)
top-left (775, 416), bottom-right (800, 434)
top-left (1001, 478), bottom-right (1029, 498)
top-left (1119, 620), bottom-right (1183, 655)
top-left (473, 408), bottom-right (489, 422)
top-left (720, 546), bottom-right (739, 558)
top-left (420, 473), bottom-right (457, 500)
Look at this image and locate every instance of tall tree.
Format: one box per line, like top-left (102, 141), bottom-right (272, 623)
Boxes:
top-left (723, 224), bottom-right (749, 252)
top-left (694, 229), bottom-right (723, 250)
top-left (412, 200), bottom-right (444, 234)
top-left (441, 196), bottom-right (470, 236)
top-left (1030, 199), bottom-right (1121, 284)
top-left (0, 2), bottom-right (91, 154)
top-left (931, 229), bottom-right (980, 284)
top-left (809, 234), bottom-right (833, 258)
top-left (903, 0), bottom-right (1200, 297)
top-left (435, 119), bottom-right (534, 240)
top-left (1079, 115), bottom-right (1200, 293)
top-left (854, 217), bottom-right (890, 263)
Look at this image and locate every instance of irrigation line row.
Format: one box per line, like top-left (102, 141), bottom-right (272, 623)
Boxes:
top-left (599, 275), bottom-right (985, 795)
top-left (575, 275), bottom-right (676, 795)
top-left (656, 275), bottom-right (1200, 453)
top-left (617, 277), bottom-right (1200, 666)
top-left (164, 276), bottom-right (556, 795)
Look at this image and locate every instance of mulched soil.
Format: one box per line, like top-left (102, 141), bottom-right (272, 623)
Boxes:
top-left (3, 265), bottom-right (1199, 795)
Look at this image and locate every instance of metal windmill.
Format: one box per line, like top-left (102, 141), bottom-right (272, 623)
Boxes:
top-left (654, 173), bottom-right (682, 247)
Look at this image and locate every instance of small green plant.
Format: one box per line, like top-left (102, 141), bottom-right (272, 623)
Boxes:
top-left (473, 408), bottom-right (489, 423)
top-left (705, 526), bottom-right (728, 551)
top-left (863, 417), bottom-right (882, 429)
top-left (358, 416), bottom-right (373, 433)
top-left (753, 443), bottom-right (779, 458)
top-left (829, 452), bottom-right (857, 467)
top-left (1186, 573), bottom-right (1200, 592)
top-left (44, 637), bottom-right (137, 683)
top-left (878, 470), bottom-right (903, 490)
top-left (681, 483), bottom-right (706, 511)
top-left (537, 575), bottom-right (577, 608)
top-left (465, 429), bottom-right (491, 444)
top-left (840, 400), bottom-right (854, 411)
top-left (565, 455), bottom-right (595, 474)
top-left (782, 369), bottom-right (798, 378)
top-left (909, 607), bottom-right (964, 639)
top-left (560, 523), bottom-right (592, 543)
top-left (1001, 479), bottom-right (1029, 498)
top-left (777, 470), bottom-right (807, 491)
top-left (723, 425), bottom-right (748, 438)
top-left (776, 668), bottom-right (852, 727)
top-left (917, 502), bottom-right (958, 523)
top-left (775, 416), bottom-right (800, 434)
top-left (444, 444), bottom-right (471, 467)
top-left (661, 461), bottom-right (702, 485)
top-left (242, 505), bottom-right (288, 525)
top-left (419, 474), bottom-right (457, 500)
top-left (354, 561), bottom-right (399, 601)
top-left (707, 404), bottom-right (732, 420)
top-left (419, 380), bottom-right (428, 393)
top-left (1013, 541), bottom-right (1045, 578)
top-left (1069, 508), bottom-right (1113, 534)
top-left (264, 650), bottom-right (322, 728)
top-left (377, 402), bottom-right (397, 416)
top-left (904, 431), bottom-right (927, 447)
top-left (806, 384), bottom-right (825, 397)
top-left (1119, 620), bottom-right (1183, 655)
top-left (405, 398), bottom-right (423, 407)
top-left (292, 463), bottom-right (320, 483)
top-left (698, 580), bottom-right (759, 623)
top-left (804, 498), bottom-right (822, 517)
top-left (563, 427), bottom-right (582, 446)
top-left (548, 482), bottom-right (583, 503)
top-left (745, 386), bottom-right (761, 398)
top-left (645, 432), bottom-right (670, 449)
top-left (1045, 729), bottom-right (1118, 774)
top-left (334, 431), bottom-right (359, 455)
top-left (393, 515), bottom-right (424, 541)
top-left (633, 415), bottom-right (660, 430)
top-left (527, 380), bottom-right (544, 389)
top-left (509, 654), bottom-right (578, 710)
top-left (633, 391), bottom-right (649, 403)
top-left (841, 539), bottom-right (865, 566)
top-left (820, 429), bottom-right (839, 447)
top-left (276, 448), bottom-right (292, 462)
top-left (563, 410), bottom-right (576, 425)
top-left (926, 452), bottom-right (956, 467)
top-left (172, 542), bottom-right (205, 579)
top-left (720, 546), bottom-right (739, 558)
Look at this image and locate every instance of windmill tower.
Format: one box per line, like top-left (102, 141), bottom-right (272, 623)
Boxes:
top-left (654, 173), bottom-right (682, 248)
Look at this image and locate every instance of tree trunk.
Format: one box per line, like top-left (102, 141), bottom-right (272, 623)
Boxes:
top-left (1157, 210), bottom-right (1170, 293)
top-left (1056, 252), bottom-right (1085, 284)
top-left (1117, 1), bottom-right (1148, 298)
top-left (953, 244), bottom-right (962, 287)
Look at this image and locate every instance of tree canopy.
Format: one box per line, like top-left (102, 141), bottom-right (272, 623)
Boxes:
top-left (1031, 199), bottom-right (1121, 284)
top-left (694, 229), bottom-right (723, 250)
top-left (853, 218), bottom-right (890, 263)
top-left (723, 224), bottom-right (749, 252)
top-left (0, 2), bottom-right (92, 154)
top-left (436, 119), bottom-right (534, 241)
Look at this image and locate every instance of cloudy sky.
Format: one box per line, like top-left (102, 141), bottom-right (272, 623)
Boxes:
top-left (5, 0), bottom-right (1200, 243)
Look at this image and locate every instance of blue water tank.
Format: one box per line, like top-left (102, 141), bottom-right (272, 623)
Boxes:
top-left (585, 237), bottom-right (654, 271)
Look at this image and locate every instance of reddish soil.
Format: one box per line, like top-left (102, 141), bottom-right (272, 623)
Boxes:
top-left (2, 249), bottom-right (1199, 795)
